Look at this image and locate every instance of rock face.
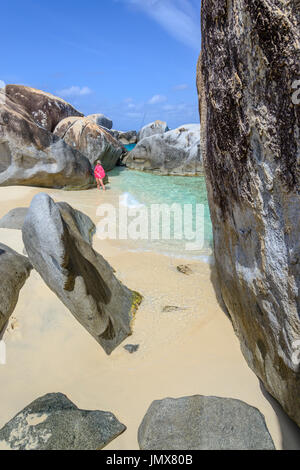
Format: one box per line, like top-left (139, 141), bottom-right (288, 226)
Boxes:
top-left (86, 113), bottom-right (113, 130)
top-left (138, 120), bottom-right (169, 141)
top-left (138, 396), bottom-right (275, 450)
top-left (125, 124), bottom-right (202, 175)
top-left (5, 85), bottom-right (83, 132)
top-left (0, 243), bottom-right (32, 333)
top-left (0, 91), bottom-right (94, 189)
top-left (53, 117), bottom-right (123, 171)
top-left (199, 0), bottom-right (300, 425)
top-left (22, 193), bottom-right (142, 354)
top-left (0, 393), bottom-right (126, 450)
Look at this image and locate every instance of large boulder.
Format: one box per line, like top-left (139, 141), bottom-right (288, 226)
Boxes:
top-left (5, 85), bottom-right (83, 132)
top-left (86, 113), bottom-right (113, 130)
top-left (0, 243), bottom-right (32, 333)
top-left (53, 117), bottom-right (123, 171)
top-left (138, 396), bottom-right (275, 450)
top-left (0, 91), bottom-right (94, 189)
top-left (0, 393), bottom-right (126, 450)
top-left (199, 1), bottom-right (300, 425)
top-left (22, 193), bottom-right (142, 355)
top-left (125, 124), bottom-right (202, 175)
top-left (138, 120), bottom-right (169, 141)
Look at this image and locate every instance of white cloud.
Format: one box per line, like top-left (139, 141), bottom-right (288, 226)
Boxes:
top-left (0, 80), bottom-right (5, 89)
top-left (148, 94), bottom-right (167, 105)
top-left (57, 86), bottom-right (92, 98)
top-left (120, 0), bottom-right (201, 50)
top-left (173, 83), bottom-right (189, 91)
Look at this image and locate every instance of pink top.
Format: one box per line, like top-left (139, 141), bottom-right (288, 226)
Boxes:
top-left (94, 164), bottom-right (105, 179)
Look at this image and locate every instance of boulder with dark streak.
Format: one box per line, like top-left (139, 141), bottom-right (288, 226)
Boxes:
top-left (0, 91), bottom-right (94, 189)
top-left (5, 84), bottom-right (83, 132)
top-left (199, 0), bottom-right (300, 425)
top-left (22, 193), bottom-right (142, 354)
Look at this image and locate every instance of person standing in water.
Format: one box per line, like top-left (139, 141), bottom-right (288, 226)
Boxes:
top-left (94, 160), bottom-right (106, 191)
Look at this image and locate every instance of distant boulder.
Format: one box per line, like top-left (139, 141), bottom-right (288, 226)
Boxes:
top-left (86, 113), bottom-right (113, 130)
top-left (0, 393), bottom-right (126, 450)
top-left (5, 84), bottom-right (83, 132)
top-left (138, 120), bottom-right (168, 141)
top-left (22, 193), bottom-right (142, 354)
top-left (0, 91), bottom-right (93, 189)
top-left (110, 130), bottom-right (137, 145)
top-left (0, 242), bottom-right (32, 333)
top-left (125, 124), bottom-right (202, 175)
top-left (138, 396), bottom-right (275, 450)
top-left (54, 117), bottom-right (123, 171)
top-left (0, 207), bottom-right (28, 230)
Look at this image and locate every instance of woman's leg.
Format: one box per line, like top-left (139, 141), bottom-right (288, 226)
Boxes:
top-left (96, 178), bottom-right (100, 190)
top-left (100, 179), bottom-right (106, 191)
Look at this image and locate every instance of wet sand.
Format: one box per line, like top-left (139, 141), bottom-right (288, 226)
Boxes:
top-left (0, 185), bottom-right (299, 450)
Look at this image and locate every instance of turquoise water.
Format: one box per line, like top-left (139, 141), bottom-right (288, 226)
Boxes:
top-left (108, 167), bottom-right (213, 258)
top-left (124, 143), bottom-right (136, 152)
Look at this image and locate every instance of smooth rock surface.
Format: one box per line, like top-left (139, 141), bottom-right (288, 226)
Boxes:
top-left (138, 120), bottom-right (169, 141)
top-left (125, 124), bottom-right (202, 175)
top-left (0, 92), bottom-right (94, 189)
top-left (138, 396), bottom-right (275, 450)
top-left (86, 113), bottom-right (113, 130)
top-left (0, 242), bottom-right (32, 333)
top-left (0, 393), bottom-right (126, 450)
top-left (22, 193), bottom-right (142, 354)
top-left (5, 85), bottom-right (83, 132)
top-left (199, 0), bottom-right (300, 425)
top-left (53, 116), bottom-right (123, 171)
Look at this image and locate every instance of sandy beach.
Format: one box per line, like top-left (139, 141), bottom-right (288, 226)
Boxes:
top-left (0, 185), bottom-right (299, 450)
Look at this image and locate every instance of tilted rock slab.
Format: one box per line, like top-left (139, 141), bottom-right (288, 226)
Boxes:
top-left (138, 396), bottom-right (275, 450)
top-left (0, 243), bottom-right (32, 333)
top-left (199, 0), bottom-right (300, 425)
top-left (5, 84), bottom-right (83, 132)
top-left (125, 124), bottom-right (202, 175)
top-left (53, 116), bottom-right (123, 171)
top-left (0, 393), bottom-right (126, 450)
top-left (0, 91), bottom-right (94, 189)
top-left (22, 193), bottom-right (141, 354)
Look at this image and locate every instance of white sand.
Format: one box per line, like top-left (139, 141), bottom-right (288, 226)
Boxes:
top-left (0, 186), bottom-right (299, 450)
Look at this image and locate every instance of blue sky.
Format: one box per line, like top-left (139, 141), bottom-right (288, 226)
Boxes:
top-left (1, 0), bottom-right (201, 131)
